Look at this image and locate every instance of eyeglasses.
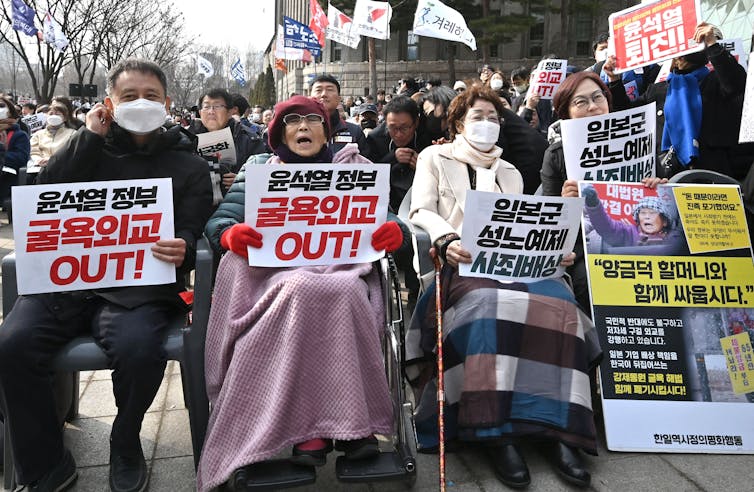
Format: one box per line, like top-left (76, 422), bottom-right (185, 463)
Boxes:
top-left (387, 124), bottom-right (414, 135)
top-left (200, 104), bottom-right (227, 112)
top-left (282, 113), bottom-right (325, 126)
top-left (570, 91), bottom-right (607, 110)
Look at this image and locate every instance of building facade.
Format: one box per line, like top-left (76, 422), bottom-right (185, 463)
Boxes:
top-left (269, 0), bottom-right (633, 99)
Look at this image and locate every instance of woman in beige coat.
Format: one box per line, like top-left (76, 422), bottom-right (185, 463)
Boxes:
top-left (30, 101), bottom-right (76, 168)
top-left (406, 84), bottom-right (601, 489)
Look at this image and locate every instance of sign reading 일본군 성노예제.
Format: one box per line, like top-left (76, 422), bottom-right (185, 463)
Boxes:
top-left (579, 181), bottom-right (754, 453)
top-left (458, 191), bottom-right (583, 283)
top-left (12, 178), bottom-right (176, 295)
top-left (244, 163), bottom-right (389, 267)
top-left (562, 103), bottom-right (657, 182)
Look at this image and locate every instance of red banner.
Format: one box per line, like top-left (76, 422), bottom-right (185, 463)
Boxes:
top-left (609, 0), bottom-right (702, 73)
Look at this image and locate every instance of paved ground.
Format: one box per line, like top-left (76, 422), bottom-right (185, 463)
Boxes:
top-left (0, 214), bottom-right (752, 491)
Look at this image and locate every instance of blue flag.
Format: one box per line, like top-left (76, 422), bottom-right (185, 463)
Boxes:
top-left (230, 58), bottom-right (246, 87)
top-left (283, 16), bottom-right (321, 57)
top-left (12, 0), bottom-right (38, 37)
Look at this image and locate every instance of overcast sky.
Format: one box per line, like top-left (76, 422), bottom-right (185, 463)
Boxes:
top-left (178, 0), bottom-right (276, 52)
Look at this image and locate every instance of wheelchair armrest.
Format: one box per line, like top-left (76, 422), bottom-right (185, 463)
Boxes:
top-left (411, 225), bottom-right (433, 282)
top-left (185, 236), bottom-right (213, 345)
top-left (2, 252), bottom-right (18, 317)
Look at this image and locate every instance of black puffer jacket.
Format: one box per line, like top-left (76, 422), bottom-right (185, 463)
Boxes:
top-left (39, 123), bottom-right (213, 310)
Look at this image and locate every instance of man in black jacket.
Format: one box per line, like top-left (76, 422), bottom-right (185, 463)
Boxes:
top-left (309, 74), bottom-right (368, 156)
top-left (190, 88), bottom-right (266, 190)
top-left (366, 95), bottom-right (427, 213)
top-left (0, 59), bottom-right (213, 492)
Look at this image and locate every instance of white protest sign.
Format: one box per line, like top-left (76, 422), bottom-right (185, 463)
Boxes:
top-left (196, 127), bottom-right (236, 165)
top-left (22, 113), bottom-right (46, 134)
top-left (12, 178), bottom-right (176, 295)
top-left (529, 59), bottom-right (567, 99)
top-left (245, 163), bottom-right (390, 267)
top-left (654, 59), bottom-right (673, 84)
top-left (352, 0), bottom-right (392, 40)
top-left (739, 52), bottom-right (754, 144)
top-left (459, 191), bottom-right (583, 283)
top-left (562, 102), bottom-right (656, 182)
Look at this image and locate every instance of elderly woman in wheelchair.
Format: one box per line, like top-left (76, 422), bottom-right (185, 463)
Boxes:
top-left (196, 96), bottom-right (410, 491)
top-left (406, 84), bottom-right (602, 489)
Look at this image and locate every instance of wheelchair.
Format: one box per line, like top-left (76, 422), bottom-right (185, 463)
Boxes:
top-left (221, 254), bottom-right (418, 491)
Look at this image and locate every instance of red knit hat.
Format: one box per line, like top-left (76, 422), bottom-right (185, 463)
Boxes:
top-left (267, 95), bottom-right (331, 151)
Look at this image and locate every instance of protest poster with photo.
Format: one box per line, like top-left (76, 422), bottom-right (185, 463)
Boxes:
top-left (739, 55), bottom-right (754, 144)
top-left (21, 113), bottom-right (46, 134)
top-left (610, 0), bottom-right (702, 73)
top-left (12, 178), bottom-right (176, 295)
top-left (562, 103), bottom-right (656, 182)
top-left (580, 181), bottom-right (754, 453)
top-left (196, 127), bottom-right (237, 165)
top-left (459, 191), bottom-right (582, 282)
top-left (528, 58), bottom-right (567, 99)
top-left (245, 163), bottom-right (389, 267)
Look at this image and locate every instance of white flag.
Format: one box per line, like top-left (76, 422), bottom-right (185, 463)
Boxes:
top-left (275, 24), bottom-right (312, 62)
top-left (43, 12), bottom-right (68, 52)
top-left (413, 0), bottom-right (476, 51)
top-left (352, 0), bottom-right (392, 40)
top-left (326, 3), bottom-right (361, 49)
top-left (196, 54), bottom-right (214, 78)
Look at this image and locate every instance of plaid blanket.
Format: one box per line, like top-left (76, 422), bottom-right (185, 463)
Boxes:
top-left (406, 267), bottom-right (602, 454)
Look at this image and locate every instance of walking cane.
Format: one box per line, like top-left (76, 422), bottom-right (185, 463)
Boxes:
top-left (431, 249), bottom-right (446, 492)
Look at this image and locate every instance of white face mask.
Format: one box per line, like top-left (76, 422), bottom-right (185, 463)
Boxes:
top-left (464, 120), bottom-right (500, 151)
top-left (251, 113), bottom-right (261, 123)
top-left (77, 113), bottom-right (87, 123)
top-left (513, 84), bottom-right (528, 95)
top-left (0, 107), bottom-right (8, 119)
top-left (47, 114), bottom-right (63, 127)
top-left (490, 79), bottom-right (504, 91)
top-left (595, 49), bottom-right (608, 62)
top-left (114, 98), bottom-right (166, 135)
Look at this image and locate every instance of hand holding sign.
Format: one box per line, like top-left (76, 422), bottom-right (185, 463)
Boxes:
top-left (221, 223), bottom-right (263, 259)
top-left (693, 22), bottom-right (718, 47)
top-left (370, 221), bottom-right (402, 252)
top-left (151, 238), bottom-right (187, 268)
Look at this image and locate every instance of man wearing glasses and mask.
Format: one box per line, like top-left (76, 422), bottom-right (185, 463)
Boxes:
top-left (0, 59), bottom-right (212, 492)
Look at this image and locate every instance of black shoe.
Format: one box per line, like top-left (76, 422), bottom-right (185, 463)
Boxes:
top-left (486, 444), bottom-right (530, 489)
top-left (24, 448), bottom-right (78, 492)
top-left (550, 442), bottom-right (590, 488)
top-left (109, 446), bottom-right (148, 492)
top-left (334, 436), bottom-right (380, 461)
top-left (290, 439), bottom-right (333, 467)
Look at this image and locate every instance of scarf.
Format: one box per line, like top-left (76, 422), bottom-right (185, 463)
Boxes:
top-left (274, 143), bottom-right (334, 164)
top-left (450, 134), bottom-right (503, 193)
top-left (661, 65), bottom-right (709, 166)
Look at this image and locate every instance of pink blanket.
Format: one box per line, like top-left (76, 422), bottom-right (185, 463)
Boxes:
top-left (197, 252), bottom-right (394, 491)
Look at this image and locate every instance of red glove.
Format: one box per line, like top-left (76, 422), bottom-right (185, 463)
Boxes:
top-left (220, 223), bottom-right (263, 258)
top-left (371, 221), bottom-right (403, 253)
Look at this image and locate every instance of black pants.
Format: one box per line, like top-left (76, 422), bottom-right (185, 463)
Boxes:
top-left (0, 294), bottom-right (171, 484)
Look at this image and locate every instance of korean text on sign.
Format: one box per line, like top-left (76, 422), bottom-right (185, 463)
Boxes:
top-left (529, 58), bottom-right (567, 100)
top-left (244, 163), bottom-right (389, 267)
top-left (562, 103), bottom-right (656, 182)
top-left (459, 191), bottom-right (583, 283)
top-left (12, 178), bottom-right (176, 295)
top-left (609, 0), bottom-right (702, 73)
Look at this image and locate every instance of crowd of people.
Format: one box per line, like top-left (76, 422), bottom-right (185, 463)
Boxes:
top-left (0, 19), bottom-right (751, 492)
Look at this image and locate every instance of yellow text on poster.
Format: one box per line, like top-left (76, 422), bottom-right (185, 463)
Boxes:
top-left (720, 332), bottom-right (754, 395)
top-left (588, 255), bottom-right (754, 307)
top-left (673, 186), bottom-right (751, 253)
